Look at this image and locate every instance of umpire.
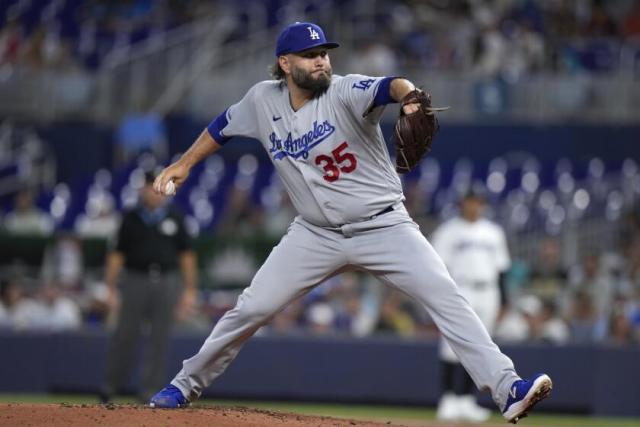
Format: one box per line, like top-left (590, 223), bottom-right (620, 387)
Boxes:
top-left (100, 170), bottom-right (197, 403)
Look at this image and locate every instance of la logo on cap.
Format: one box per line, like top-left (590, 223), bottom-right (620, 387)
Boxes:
top-left (274, 22), bottom-right (340, 56)
top-left (307, 26), bottom-right (320, 40)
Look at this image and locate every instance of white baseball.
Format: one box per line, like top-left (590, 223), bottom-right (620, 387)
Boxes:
top-left (164, 180), bottom-right (176, 196)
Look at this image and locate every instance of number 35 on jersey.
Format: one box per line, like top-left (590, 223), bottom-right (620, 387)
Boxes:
top-left (314, 142), bottom-right (357, 182)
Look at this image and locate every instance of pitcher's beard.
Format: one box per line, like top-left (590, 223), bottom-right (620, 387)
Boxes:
top-left (291, 66), bottom-right (332, 97)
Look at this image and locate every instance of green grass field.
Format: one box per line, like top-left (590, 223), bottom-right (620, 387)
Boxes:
top-left (1, 394), bottom-right (638, 427)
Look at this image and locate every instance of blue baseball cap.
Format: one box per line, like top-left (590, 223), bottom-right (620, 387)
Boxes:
top-left (275, 22), bottom-right (339, 56)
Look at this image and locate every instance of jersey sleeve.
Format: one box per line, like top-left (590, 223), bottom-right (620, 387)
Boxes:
top-left (337, 74), bottom-right (396, 124)
top-left (495, 226), bottom-right (511, 272)
top-left (206, 83), bottom-right (262, 143)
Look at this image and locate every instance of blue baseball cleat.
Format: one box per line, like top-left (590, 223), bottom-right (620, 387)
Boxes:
top-left (502, 373), bottom-right (553, 424)
top-left (149, 385), bottom-right (189, 408)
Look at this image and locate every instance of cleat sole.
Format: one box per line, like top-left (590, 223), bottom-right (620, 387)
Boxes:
top-left (508, 376), bottom-right (553, 424)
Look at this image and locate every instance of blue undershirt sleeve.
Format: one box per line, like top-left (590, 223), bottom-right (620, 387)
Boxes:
top-left (206, 108), bottom-right (231, 145)
top-left (372, 76), bottom-right (399, 107)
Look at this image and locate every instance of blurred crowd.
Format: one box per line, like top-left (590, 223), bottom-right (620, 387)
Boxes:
top-left (1, 0), bottom-right (640, 76)
top-left (346, 0), bottom-right (640, 78)
top-left (0, 0), bottom-right (209, 71)
top-left (1, 173), bottom-right (639, 348)
top-left (1, 0), bottom-right (639, 346)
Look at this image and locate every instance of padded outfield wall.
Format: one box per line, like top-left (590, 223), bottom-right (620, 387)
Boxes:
top-left (1, 331), bottom-right (639, 417)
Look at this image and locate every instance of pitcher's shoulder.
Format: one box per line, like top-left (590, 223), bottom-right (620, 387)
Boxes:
top-left (252, 80), bottom-right (287, 95)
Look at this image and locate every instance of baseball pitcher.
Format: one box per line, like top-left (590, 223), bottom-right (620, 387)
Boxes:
top-left (148, 22), bottom-right (551, 424)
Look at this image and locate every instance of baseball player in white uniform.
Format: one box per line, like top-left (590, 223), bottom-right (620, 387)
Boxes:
top-left (148, 22), bottom-right (551, 423)
top-left (432, 191), bottom-right (511, 422)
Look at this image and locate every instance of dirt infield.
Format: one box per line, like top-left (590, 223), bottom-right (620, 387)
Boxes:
top-left (0, 403), bottom-right (423, 427)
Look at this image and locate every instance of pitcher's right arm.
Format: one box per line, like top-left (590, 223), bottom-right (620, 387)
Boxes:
top-left (153, 130), bottom-right (221, 195)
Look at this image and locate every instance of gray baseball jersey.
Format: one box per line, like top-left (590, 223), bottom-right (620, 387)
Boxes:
top-left (215, 75), bottom-right (403, 227)
top-left (169, 75), bottom-right (521, 411)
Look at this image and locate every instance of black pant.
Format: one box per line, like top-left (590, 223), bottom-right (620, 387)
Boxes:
top-left (103, 270), bottom-right (180, 401)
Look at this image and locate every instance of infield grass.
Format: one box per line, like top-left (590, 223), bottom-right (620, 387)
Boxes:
top-left (1, 394), bottom-right (638, 427)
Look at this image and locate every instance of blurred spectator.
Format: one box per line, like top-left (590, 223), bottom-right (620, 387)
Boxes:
top-left (209, 173), bottom-right (260, 279)
top-left (529, 299), bottom-right (570, 344)
top-left (206, 175), bottom-right (263, 286)
top-left (623, 0), bottom-right (640, 37)
top-left (217, 181), bottom-right (263, 238)
top-left (306, 300), bottom-right (336, 335)
top-left (403, 178), bottom-right (431, 229)
top-left (40, 233), bottom-right (84, 291)
top-left (564, 253), bottom-right (623, 329)
top-left (547, 0), bottom-right (583, 38)
top-left (199, 289), bottom-right (238, 326)
top-left (82, 279), bottom-right (113, 327)
top-left (528, 237), bottom-right (567, 303)
top-left (19, 25), bottom-right (58, 69)
top-left (567, 290), bottom-right (598, 343)
top-left (266, 298), bottom-right (305, 335)
top-left (502, 19), bottom-right (546, 80)
top-left (0, 18), bottom-right (22, 66)
top-left (33, 282), bottom-right (83, 331)
top-left (3, 189), bottom-right (54, 236)
top-left (620, 211), bottom-right (640, 257)
top-left (0, 278), bottom-right (17, 328)
top-left (585, 1), bottom-right (618, 37)
top-left (327, 273), bottom-right (380, 337)
top-left (472, 14), bottom-right (507, 78)
top-left (74, 192), bottom-right (120, 238)
top-left (0, 277), bottom-right (39, 330)
top-left (0, 277), bottom-right (80, 331)
top-left (495, 294), bottom-right (537, 343)
top-left (607, 303), bottom-right (634, 346)
top-left (376, 291), bottom-right (417, 337)
top-left (206, 246), bottom-right (257, 287)
top-left (262, 187), bottom-right (297, 238)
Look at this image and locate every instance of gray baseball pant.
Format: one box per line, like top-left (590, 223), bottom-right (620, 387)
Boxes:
top-left (104, 270), bottom-right (180, 401)
top-left (171, 206), bottom-right (519, 409)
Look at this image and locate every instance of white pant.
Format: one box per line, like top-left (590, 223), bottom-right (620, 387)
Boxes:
top-left (171, 206), bottom-right (518, 408)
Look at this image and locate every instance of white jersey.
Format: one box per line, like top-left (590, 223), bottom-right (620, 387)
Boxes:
top-left (432, 217), bottom-right (510, 285)
top-left (214, 74), bottom-right (403, 227)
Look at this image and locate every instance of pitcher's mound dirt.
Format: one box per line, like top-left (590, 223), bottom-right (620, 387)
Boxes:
top-left (0, 403), bottom-right (421, 427)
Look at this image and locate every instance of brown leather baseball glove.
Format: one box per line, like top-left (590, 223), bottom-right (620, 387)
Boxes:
top-left (393, 89), bottom-right (449, 174)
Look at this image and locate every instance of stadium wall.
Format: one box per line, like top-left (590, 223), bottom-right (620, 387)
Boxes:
top-left (1, 331), bottom-right (638, 417)
top-left (165, 115), bottom-right (640, 166)
top-left (37, 119), bottom-right (640, 184)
